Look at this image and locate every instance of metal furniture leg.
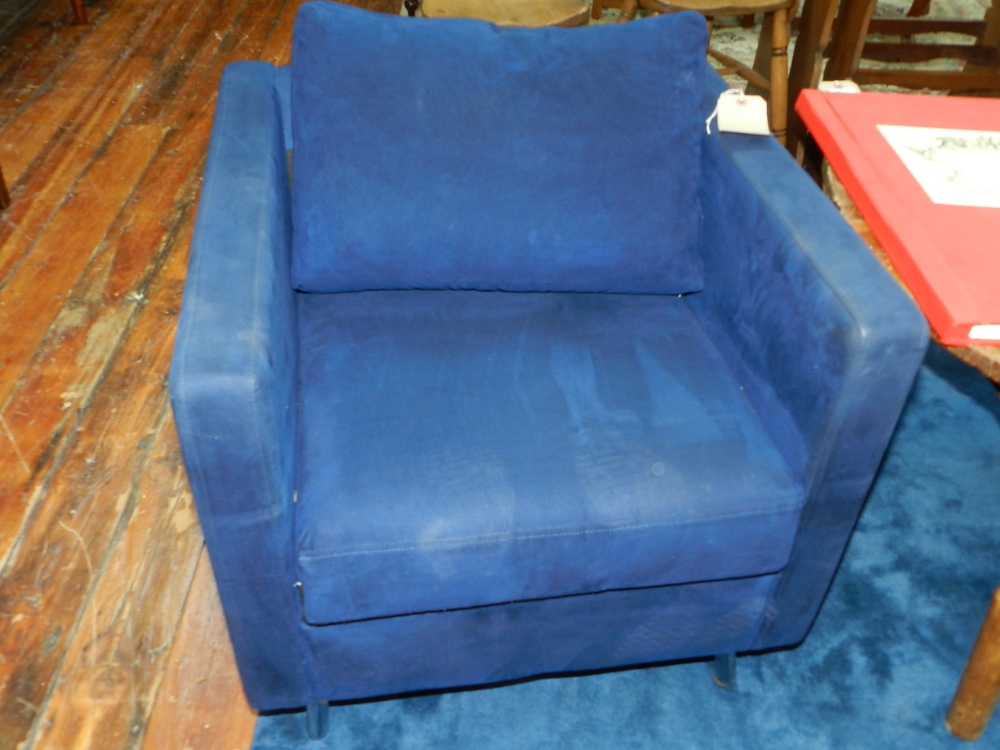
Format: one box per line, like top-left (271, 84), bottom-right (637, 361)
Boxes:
top-left (712, 653), bottom-right (737, 690)
top-left (306, 701), bottom-right (330, 740)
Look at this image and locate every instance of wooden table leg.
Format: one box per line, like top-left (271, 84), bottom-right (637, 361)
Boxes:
top-left (947, 586), bottom-right (1000, 741)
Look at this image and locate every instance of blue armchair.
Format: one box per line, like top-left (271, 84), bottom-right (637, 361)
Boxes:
top-left (169, 1), bottom-right (927, 729)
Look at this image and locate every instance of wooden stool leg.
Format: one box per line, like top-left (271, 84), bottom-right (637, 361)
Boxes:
top-left (592, 0), bottom-right (604, 20)
top-left (70, 0), bottom-right (88, 24)
top-left (947, 587), bottom-right (1000, 741)
top-left (767, 8), bottom-right (789, 143)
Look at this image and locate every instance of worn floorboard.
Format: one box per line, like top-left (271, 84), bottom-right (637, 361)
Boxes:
top-left (0, 0), bottom-right (399, 748)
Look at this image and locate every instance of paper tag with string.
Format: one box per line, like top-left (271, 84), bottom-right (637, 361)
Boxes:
top-left (706, 89), bottom-right (770, 137)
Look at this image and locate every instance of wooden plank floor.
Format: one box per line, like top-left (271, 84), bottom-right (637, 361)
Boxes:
top-left (0, 1), bottom-right (393, 747)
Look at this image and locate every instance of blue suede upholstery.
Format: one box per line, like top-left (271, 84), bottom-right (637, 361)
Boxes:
top-left (290, 3), bottom-right (706, 295)
top-left (170, 2), bottom-right (927, 713)
top-left (689, 104), bottom-right (928, 649)
top-left (296, 291), bottom-right (802, 624)
top-left (307, 575), bottom-right (779, 702)
top-left (169, 62), bottom-right (311, 709)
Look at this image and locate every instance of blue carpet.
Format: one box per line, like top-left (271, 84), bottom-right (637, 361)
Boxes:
top-left (252, 344), bottom-right (1000, 749)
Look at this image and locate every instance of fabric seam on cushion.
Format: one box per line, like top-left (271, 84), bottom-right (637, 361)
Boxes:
top-left (298, 570), bottom-right (784, 626)
top-left (298, 497), bottom-right (804, 561)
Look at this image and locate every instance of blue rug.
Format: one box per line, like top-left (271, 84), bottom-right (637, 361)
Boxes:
top-left (252, 344), bottom-right (1000, 749)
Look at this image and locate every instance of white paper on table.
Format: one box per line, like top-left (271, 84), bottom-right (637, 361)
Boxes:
top-left (876, 124), bottom-right (1000, 208)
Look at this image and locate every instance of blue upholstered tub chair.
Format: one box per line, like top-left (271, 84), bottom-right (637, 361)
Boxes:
top-left (169, 1), bottom-right (928, 735)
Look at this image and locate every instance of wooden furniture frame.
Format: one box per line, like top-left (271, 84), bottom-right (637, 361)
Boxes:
top-left (827, 0), bottom-right (1000, 90)
top-left (616, 0), bottom-right (796, 143)
top-left (948, 587), bottom-right (1000, 742)
top-left (788, 0), bottom-right (1000, 157)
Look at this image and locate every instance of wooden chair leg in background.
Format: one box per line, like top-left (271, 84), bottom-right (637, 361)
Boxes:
top-left (747, 7), bottom-right (790, 143)
top-left (947, 586), bottom-right (1000, 741)
top-left (70, 0), bottom-right (88, 24)
top-left (766, 6), bottom-right (789, 143)
top-left (904, 0), bottom-right (931, 43)
top-left (785, 0), bottom-right (839, 161)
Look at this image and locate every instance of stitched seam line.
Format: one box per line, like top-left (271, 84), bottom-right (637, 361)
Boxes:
top-left (299, 498), bottom-right (804, 562)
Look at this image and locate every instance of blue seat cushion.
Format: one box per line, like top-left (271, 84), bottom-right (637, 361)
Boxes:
top-left (294, 291), bottom-right (804, 624)
top-left (290, 2), bottom-right (707, 294)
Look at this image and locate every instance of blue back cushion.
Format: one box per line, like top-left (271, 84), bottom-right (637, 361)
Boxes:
top-left (290, 2), bottom-right (707, 294)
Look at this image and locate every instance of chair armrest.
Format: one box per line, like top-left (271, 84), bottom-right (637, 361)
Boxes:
top-left (690, 128), bottom-right (928, 650)
top-left (168, 62), bottom-right (309, 709)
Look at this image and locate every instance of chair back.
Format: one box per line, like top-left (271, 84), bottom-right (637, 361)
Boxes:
top-left (290, 2), bottom-right (709, 294)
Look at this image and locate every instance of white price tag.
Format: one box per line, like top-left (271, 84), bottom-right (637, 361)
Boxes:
top-left (706, 89), bottom-right (770, 137)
